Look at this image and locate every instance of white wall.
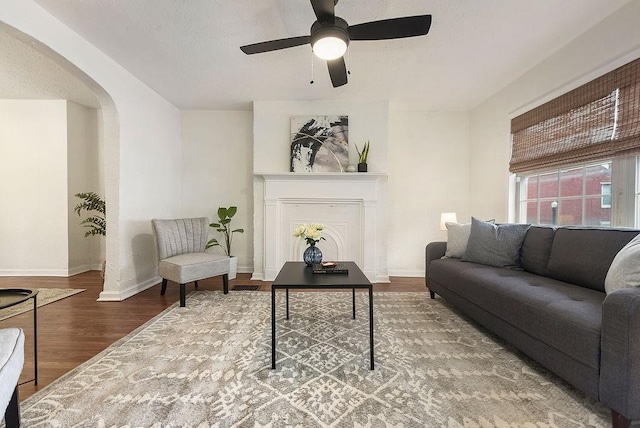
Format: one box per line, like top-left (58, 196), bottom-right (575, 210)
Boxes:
top-left (67, 100), bottom-right (101, 274)
top-left (0, 100), bottom-right (102, 276)
top-left (181, 110), bottom-right (254, 272)
top-left (253, 101), bottom-right (389, 173)
top-left (1, 1), bottom-right (182, 300)
top-left (388, 110), bottom-right (471, 276)
top-left (469, 0), bottom-right (640, 221)
top-left (180, 103), bottom-right (472, 278)
top-left (0, 100), bottom-right (69, 275)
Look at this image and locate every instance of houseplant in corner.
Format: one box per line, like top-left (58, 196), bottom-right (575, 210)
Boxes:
top-left (74, 192), bottom-right (106, 277)
top-left (206, 206), bottom-right (244, 279)
top-left (355, 140), bottom-right (370, 172)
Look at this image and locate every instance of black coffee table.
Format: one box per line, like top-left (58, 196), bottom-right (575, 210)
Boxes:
top-left (271, 261), bottom-right (374, 370)
top-left (0, 288), bottom-right (39, 385)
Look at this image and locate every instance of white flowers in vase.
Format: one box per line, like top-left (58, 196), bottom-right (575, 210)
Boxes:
top-left (293, 223), bottom-right (325, 246)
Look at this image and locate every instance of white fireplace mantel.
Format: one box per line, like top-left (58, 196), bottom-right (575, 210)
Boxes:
top-left (252, 172), bottom-right (389, 282)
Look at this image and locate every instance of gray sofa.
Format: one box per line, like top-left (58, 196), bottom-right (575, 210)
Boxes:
top-left (426, 226), bottom-right (640, 428)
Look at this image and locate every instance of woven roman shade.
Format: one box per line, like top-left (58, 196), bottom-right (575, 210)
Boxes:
top-left (510, 57), bottom-right (640, 173)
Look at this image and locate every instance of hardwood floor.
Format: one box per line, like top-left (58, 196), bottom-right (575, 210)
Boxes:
top-left (0, 272), bottom-right (427, 401)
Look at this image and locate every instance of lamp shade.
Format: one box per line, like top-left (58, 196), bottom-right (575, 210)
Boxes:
top-left (440, 212), bottom-right (458, 230)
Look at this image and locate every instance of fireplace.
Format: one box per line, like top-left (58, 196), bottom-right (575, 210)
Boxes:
top-left (253, 173), bottom-right (389, 282)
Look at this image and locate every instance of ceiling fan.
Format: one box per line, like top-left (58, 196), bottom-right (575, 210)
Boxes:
top-left (240, 0), bottom-right (432, 88)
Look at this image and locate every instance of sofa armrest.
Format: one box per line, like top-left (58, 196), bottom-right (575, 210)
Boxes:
top-left (600, 287), bottom-right (640, 420)
top-left (425, 242), bottom-right (446, 287)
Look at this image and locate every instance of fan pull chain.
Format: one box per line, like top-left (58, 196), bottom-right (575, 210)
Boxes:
top-left (347, 47), bottom-right (351, 75)
top-left (310, 51), bottom-right (314, 84)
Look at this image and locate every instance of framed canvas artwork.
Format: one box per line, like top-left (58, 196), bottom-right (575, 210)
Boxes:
top-left (290, 115), bottom-right (349, 172)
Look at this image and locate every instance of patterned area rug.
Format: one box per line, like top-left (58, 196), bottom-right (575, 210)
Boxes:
top-left (17, 291), bottom-right (609, 427)
top-left (0, 288), bottom-right (85, 321)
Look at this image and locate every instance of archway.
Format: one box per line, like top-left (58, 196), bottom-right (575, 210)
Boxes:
top-left (0, 22), bottom-right (119, 295)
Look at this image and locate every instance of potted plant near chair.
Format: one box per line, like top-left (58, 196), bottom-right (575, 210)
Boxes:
top-left (206, 206), bottom-right (244, 279)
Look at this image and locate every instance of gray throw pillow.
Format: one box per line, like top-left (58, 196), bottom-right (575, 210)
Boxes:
top-left (443, 220), bottom-right (496, 259)
top-left (605, 233), bottom-right (640, 294)
top-left (462, 217), bottom-right (531, 269)
top-left (444, 222), bottom-right (471, 258)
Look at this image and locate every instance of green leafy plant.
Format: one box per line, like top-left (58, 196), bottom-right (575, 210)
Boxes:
top-left (74, 192), bottom-right (106, 237)
top-left (206, 206), bottom-right (244, 257)
top-left (355, 140), bottom-right (370, 164)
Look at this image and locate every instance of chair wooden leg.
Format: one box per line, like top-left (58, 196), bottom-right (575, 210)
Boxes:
top-left (223, 273), bottom-right (229, 294)
top-left (612, 409), bottom-right (631, 428)
top-left (429, 290), bottom-right (435, 299)
top-left (160, 278), bottom-right (167, 295)
top-left (5, 386), bottom-right (20, 428)
top-left (194, 280), bottom-right (199, 290)
top-left (180, 283), bottom-right (186, 307)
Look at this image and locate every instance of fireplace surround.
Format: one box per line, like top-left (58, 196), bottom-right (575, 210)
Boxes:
top-left (253, 173), bottom-right (389, 282)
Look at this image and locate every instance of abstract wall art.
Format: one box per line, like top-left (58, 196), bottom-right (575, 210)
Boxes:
top-left (290, 115), bottom-right (349, 172)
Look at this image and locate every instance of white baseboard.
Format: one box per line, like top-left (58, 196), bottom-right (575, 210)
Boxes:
top-left (68, 265), bottom-right (93, 276)
top-left (250, 272), bottom-right (264, 281)
top-left (97, 275), bottom-right (160, 301)
top-left (0, 265), bottom-right (105, 277)
top-left (0, 268), bottom-right (70, 277)
top-left (387, 269), bottom-right (424, 278)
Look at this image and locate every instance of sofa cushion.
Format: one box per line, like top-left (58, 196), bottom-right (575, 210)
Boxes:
top-left (520, 226), bottom-right (556, 276)
top-left (546, 228), bottom-right (639, 292)
top-left (605, 233), bottom-right (640, 294)
top-left (429, 258), bottom-right (604, 371)
top-left (462, 217), bottom-right (530, 269)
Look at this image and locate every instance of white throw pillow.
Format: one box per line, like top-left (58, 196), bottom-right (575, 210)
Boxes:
top-left (605, 233), bottom-right (640, 294)
top-left (444, 222), bottom-right (472, 258)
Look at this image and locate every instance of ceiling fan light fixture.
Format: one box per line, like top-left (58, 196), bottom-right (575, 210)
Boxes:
top-left (310, 18), bottom-right (350, 60)
top-left (313, 36), bottom-right (347, 60)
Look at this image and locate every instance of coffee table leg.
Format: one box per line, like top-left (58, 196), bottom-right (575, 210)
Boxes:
top-left (286, 288), bottom-right (289, 320)
top-left (352, 288), bottom-right (356, 319)
top-left (369, 286), bottom-right (374, 370)
top-left (271, 287), bottom-right (276, 369)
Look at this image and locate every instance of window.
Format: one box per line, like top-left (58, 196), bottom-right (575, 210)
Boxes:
top-left (518, 162), bottom-right (613, 226)
top-left (512, 56), bottom-right (640, 227)
top-left (510, 57), bottom-right (640, 174)
top-left (601, 182), bottom-right (612, 208)
top-left (637, 157), bottom-right (640, 227)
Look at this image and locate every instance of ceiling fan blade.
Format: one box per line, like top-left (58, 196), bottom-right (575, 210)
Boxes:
top-left (327, 57), bottom-right (347, 88)
top-left (349, 15), bottom-right (432, 40)
top-left (240, 35), bottom-right (311, 55)
top-left (310, 0), bottom-right (335, 22)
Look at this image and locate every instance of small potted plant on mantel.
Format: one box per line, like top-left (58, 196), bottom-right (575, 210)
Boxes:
top-left (356, 140), bottom-right (370, 172)
top-left (206, 206), bottom-right (244, 279)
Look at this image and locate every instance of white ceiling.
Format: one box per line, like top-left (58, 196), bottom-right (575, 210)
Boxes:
top-left (1, 0), bottom-right (633, 111)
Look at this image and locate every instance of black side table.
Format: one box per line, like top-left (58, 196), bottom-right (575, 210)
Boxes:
top-left (0, 289), bottom-right (39, 385)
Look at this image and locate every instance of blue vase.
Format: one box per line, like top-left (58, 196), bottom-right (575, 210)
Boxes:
top-left (303, 243), bottom-right (323, 266)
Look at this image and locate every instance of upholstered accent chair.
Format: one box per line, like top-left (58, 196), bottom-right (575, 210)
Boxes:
top-left (0, 328), bottom-right (25, 428)
top-left (152, 218), bottom-right (230, 307)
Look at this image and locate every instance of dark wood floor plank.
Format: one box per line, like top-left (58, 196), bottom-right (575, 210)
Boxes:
top-left (0, 271), bottom-right (426, 400)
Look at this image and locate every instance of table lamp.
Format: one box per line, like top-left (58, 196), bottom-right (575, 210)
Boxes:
top-left (440, 212), bottom-right (458, 231)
